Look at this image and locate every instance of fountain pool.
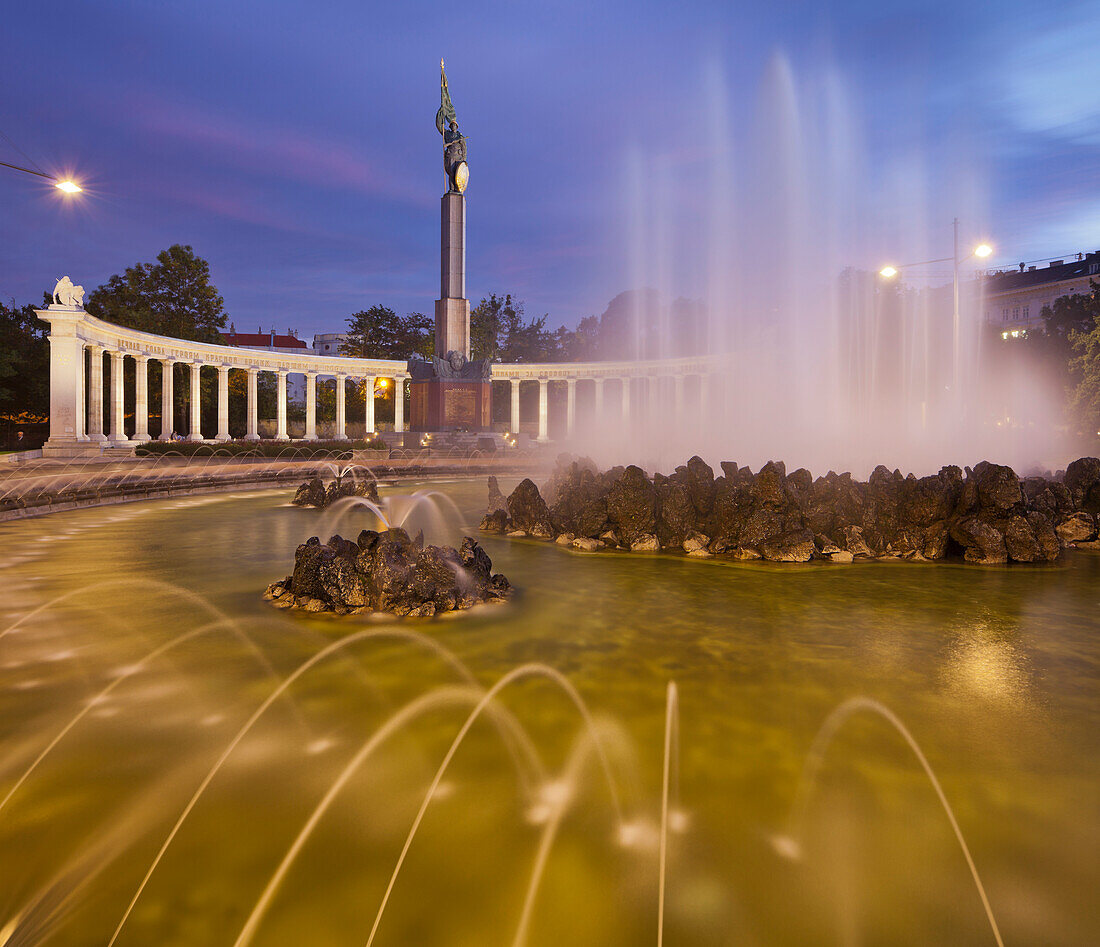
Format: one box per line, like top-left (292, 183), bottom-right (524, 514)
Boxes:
top-left (0, 479), bottom-right (1096, 945)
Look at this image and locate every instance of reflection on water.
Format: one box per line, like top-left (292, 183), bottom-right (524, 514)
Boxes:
top-left (0, 480), bottom-right (1096, 946)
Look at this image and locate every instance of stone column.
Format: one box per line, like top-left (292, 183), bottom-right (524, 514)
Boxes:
top-left (215, 366), bottom-right (230, 442)
top-left (36, 308), bottom-right (88, 449)
top-left (509, 379), bottom-right (520, 432)
top-left (109, 351), bottom-right (130, 445)
top-left (159, 358), bottom-right (175, 440)
top-left (699, 374), bottom-right (709, 417)
top-left (594, 377), bottom-right (604, 417)
top-left (275, 371), bottom-right (289, 441)
top-left (76, 344), bottom-right (87, 441)
top-left (133, 355), bottom-right (151, 442)
top-left (674, 375), bottom-right (685, 419)
top-left (648, 375), bottom-right (660, 420)
top-left (188, 362), bottom-right (203, 441)
top-left (87, 345), bottom-right (107, 444)
top-left (363, 375), bottom-right (376, 434)
top-left (621, 377), bottom-right (631, 420)
top-left (566, 378), bottom-right (577, 435)
top-left (334, 373), bottom-right (348, 440)
top-left (537, 378), bottom-right (549, 442)
top-left (393, 377), bottom-right (405, 433)
top-left (245, 368), bottom-right (260, 441)
top-left (304, 372), bottom-right (318, 441)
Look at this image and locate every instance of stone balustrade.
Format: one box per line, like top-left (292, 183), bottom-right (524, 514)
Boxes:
top-left (36, 305), bottom-right (722, 452)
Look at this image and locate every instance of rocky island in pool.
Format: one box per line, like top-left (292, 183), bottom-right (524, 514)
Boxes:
top-left (482, 455), bottom-right (1100, 564)
top-left (291, 473), bottom-right (379, 508)
top-left (266, 529), bottom-right (511, 616)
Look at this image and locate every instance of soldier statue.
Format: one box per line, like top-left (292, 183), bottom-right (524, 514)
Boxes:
top-left (437, 59), bottom-right (469, 193)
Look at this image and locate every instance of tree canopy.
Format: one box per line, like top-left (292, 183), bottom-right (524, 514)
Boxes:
top-left (0, 299), bottom-right (49, 422)
top-left (87, 244), bottom-right (227, 343)
top-left (1066, 280), bottom-right (1100, 434)
top-left (339, 306), bottom-right (432, 360)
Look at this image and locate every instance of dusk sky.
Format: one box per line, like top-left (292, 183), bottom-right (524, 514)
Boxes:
top-left (2, 0), bottom-right (1098, 339)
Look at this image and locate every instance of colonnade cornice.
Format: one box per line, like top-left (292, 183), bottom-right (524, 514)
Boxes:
top-left (38, 306), bottom-right (722, 387)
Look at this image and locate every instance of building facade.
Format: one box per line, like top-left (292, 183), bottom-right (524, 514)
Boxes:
top-left (982, 251), bottom-right (1100, 339)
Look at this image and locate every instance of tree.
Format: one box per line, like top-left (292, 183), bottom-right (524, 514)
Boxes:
top-left (1065, 280), bottom-right (1100, 434)
top-left (340, 307), bottom-right (433, 360)
top-left (87, 244), bottom-right (227, 342)
top-left (0, 299), bottom-right (49, 440)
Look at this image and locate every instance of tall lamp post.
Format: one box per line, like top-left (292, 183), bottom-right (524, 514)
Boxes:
top-left (0, 159), bottom-right (82, 193)
top-left (879, 221), bottom-right (992, 390)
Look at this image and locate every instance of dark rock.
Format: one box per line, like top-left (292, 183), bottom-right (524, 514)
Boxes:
top-left (507, 479), bottom-right (552, 536)
top-left (479, 509), bottom-right (510, 533)
top-left (971, 462), bottom-right (1023, 516)
top-left (292, 474), bottom-right (378, 509)
top-left (759, 528), bottom-right (816, 562)
top-left (486, 476), bottom-right (508, 514)
top-left (273, 528), bottom-right (511, 615)
top-left (1002, 515), bottom-right (1042, 563)
top-left (751, 461), bottom-right (789, 509)
top-left (950, 517), bottom-right (1007, 564)
top-left (1064, 457), bottom-right (1100, 513)
top-left (1056, 512), bottom-right (1097, 544)
top-left (682, 456), bottom-right (717, 518)
top-left (292, 477), bottom-right (327, 508)
top-left (607, 465), bottom-right (657, 547)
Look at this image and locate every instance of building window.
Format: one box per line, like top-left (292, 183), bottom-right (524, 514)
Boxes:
top-left (1013, 307), bottom-right (1020, 320)
top-left (1022, 306), bottom-right (1029, 320)
top-left (1002, 308), bottom-right (1009, 322)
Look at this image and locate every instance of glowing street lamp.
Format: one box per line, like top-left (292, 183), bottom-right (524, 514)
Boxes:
top-left (0, 159), bottom-right (83, 194)
top-left (877, 221), bottom-right (994, 389)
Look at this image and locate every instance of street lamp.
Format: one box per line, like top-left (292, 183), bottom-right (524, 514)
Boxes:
top-left (878, 220), bottom-right (993, 389)
top-left (0, 159), bottom-right (82, 193)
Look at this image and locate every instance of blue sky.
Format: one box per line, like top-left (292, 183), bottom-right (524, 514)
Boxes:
top-left (2, 0), bottom-right (1098, 338)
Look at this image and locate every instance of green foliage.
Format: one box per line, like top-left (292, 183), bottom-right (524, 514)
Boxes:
top-left (1066, 281), bottom-right (1100, 433)
top-left (340, 306), bottom-right (432, 359)
top-left (0, 300), bottom-right (49, 430)
top-left (470, 293), bottom-right (558, 362)
top-left (86, 245), bottom-right (227, 343)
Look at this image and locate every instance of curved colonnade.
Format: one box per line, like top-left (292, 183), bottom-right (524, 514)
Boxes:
top-left (37, 306), bottom-right (721, 451)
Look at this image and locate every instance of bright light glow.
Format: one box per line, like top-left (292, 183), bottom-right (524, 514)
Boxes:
top-left (55, 180), bottom-right (82, 193)
top-left (376, 378), bottom-right (388, 389)
top-left (879, 265), bottom-right (898, 279)
top-left (974, 243), bottom-right (993, 258)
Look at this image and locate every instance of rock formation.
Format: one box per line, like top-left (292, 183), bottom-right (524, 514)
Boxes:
top-left (266, 529), bottom-right (511, 616)
top-left (479, 454), bottom-right (1100, 565)
top-left (291, 474), bottom-right (379, 508)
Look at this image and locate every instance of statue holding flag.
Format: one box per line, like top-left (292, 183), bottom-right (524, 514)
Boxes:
top-left (437, 59), bottom-right (468, 193)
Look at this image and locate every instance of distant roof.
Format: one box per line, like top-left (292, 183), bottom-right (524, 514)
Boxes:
top-left (984, 251), bottom-right (1100, 293)
top-left (224, 331), bottom-right (308, 349)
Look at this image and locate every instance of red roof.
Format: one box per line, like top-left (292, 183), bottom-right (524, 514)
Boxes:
top-left (225, 331), bottom-right (308, 349)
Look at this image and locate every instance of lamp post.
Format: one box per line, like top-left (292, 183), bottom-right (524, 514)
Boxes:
top-left (879, 222), bottom-right (992, 390)
top-left (0, 159), bottom-right (82, 193)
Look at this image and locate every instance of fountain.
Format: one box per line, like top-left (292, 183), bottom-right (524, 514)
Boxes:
top-left (0, 478), bottom-right (1095, 944)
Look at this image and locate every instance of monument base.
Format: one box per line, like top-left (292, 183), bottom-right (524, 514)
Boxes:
top-left (410, 378), bottom-right (492, 432)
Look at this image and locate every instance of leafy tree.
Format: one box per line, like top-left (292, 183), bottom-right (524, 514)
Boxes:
top-left (553, 315), bottom-right (601, 361)
top-left (87, 244), bottom-right (227, 342)
top-left (0, 299), bottom-right (49, 438)
top-left (340, 307), bottom-right (432, 360)
top-left (1065, 280), bottom-right (1100, 433)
